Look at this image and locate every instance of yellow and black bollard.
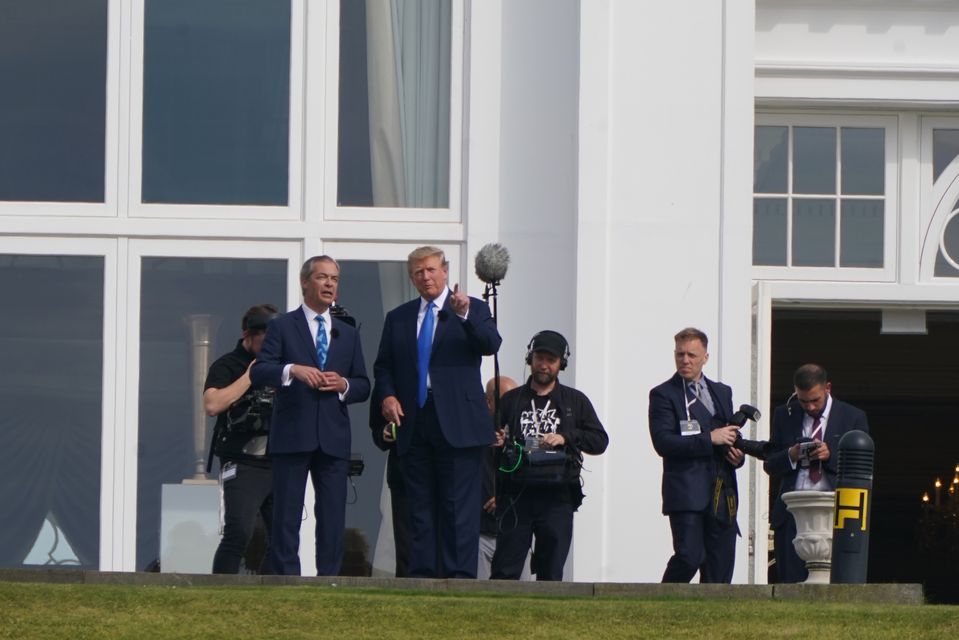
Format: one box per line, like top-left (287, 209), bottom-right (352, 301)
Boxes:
top-left (830, 429), bottom-right (875, 583)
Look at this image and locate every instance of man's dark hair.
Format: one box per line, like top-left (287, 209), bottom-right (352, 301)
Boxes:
top-left (242, 303), bottom-right (279, 332)
top-left (793, 363), bottom-right (828, 391)
top-left (674, 327), bottom-right (708, 350)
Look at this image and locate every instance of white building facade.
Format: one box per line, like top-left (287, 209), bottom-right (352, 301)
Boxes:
top-left (2, 0), bottom-right (958, 584)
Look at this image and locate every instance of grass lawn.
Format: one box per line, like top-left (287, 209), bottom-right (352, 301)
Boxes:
top-left (1, 581), bottom-right (958, 639)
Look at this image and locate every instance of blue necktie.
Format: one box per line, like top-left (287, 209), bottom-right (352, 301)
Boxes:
top-left (417, 301), bottom-right (435, 407)
top-left (315, 315), bottom-right (328, 370)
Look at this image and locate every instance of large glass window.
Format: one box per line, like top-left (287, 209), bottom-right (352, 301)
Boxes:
top-left (0, 255), bottom-right (103, 569)
top-left (753, 123), bottom-right (887, 270)
top-left (136, 257), bottom-right (286, 570)
top-left (141, 0), bottom-right (291, 206)
top-left (337, 0), bottom-right (451, 208)
top-left (0, 0), bottom-right (108, 202)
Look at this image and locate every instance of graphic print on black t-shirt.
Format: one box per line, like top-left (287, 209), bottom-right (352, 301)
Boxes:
top-left (519, 394), bottom-right (561, 439)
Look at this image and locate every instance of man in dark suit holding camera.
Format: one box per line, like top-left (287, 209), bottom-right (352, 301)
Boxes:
top-left (649, 327), bottom-right (744, 583)
top-left (763, 363), bottom-right (869, 583)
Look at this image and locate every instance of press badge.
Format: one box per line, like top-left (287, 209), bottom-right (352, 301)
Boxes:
top-left (679, 420), bottom-right (702, 436)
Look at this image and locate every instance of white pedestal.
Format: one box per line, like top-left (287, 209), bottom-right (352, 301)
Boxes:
top-left (160, 483), bottom-right (220, 574)
top-left (782, 490), bottom-right (836, 584)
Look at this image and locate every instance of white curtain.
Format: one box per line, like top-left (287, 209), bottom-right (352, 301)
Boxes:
top-left (365, 0), bottom-right (451, 208)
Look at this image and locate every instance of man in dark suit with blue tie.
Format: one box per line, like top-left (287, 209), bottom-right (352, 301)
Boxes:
top-left (649, 327), bottom-right (744, 583)
top-left (251, 256), bottom-right (370, 576)
top-left (373, 246), bottom-right (501, 578)
top-left (763, 363), bottom-right (868, 583)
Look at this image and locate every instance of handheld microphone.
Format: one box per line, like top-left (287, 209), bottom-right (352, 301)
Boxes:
top-left (474, 243), bottom-right (510, 284)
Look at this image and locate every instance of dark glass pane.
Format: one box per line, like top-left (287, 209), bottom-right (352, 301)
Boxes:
top-left (753, 198), bottom-right (787, 266)
top-left (337, 0), bottom-right (373, 207)
top-left (136, 257), bottom-right (286, 570)
top-left (0, 0), bottom-right (107, 202)
top-left (0, 255), bottom-right (103, 568)
top-left (933, 129), bottom-right (959, 184)
top-left (793, 127), bottom-right (836, 195)
top-left (754, 126), bottom-right (788, 194)
top-left (142, 0), bottom-right (290, 205)
top-left (338, 0), bottom-right (451, 208)
top-left (841, 128), bottom-right (884, 196)
top-left (792, 199), bottom-right (836, 267)
top-left (840, 199), bottom-right (884, 268)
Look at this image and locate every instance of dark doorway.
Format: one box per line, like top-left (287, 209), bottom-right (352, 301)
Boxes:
top-left (770, 308), bottom-right (959, 602)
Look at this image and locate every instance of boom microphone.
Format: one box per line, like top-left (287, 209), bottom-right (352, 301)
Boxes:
top-left (474, 243), bottom-right (510, 284)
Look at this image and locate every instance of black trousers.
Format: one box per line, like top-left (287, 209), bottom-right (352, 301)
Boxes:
top-left (491, 489), bottom-right (573, 581)
top-left (662, 510), bottom-right (737, 584)
top-left (212, 460), bottom-right (273, 574)
top-left (403, 397), bottom-right (483, 579)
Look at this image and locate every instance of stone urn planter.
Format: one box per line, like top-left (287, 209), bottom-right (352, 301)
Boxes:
top-left (782, 490), bottom-right (836, 584)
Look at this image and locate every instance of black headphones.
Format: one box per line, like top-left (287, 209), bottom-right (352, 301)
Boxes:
top-left (525, 330), bottom-right (571, 371)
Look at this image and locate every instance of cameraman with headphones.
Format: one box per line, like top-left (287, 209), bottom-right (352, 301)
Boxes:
top-left (203, 304), bottom-right (278, 574)
top-left (490, 330), bottom-right (608, 581)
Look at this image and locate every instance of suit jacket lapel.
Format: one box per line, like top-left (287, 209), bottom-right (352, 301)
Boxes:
top-left (788, 405), bottom-right (805, 444)
top-left (703, 377), bottom-right (729, 424)
top-left (430, 293), bottom-right (454, 356)
top-left (405, 299), bottom-right (421, 369)
top-left (295, 307), bottom-right (320, 367)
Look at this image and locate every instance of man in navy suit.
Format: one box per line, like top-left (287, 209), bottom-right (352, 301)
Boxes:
top-left (763, 363), bottom-right (869, 583)
top-left (649, 327), bottom-right (744, 583)
top-left (373, 246), bottom-right (501, 578)
top-left (251, 256), bottom-right (370, 576)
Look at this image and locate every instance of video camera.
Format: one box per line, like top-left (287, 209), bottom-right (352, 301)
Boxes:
top-left (226, 386), bottom-right (275, 433)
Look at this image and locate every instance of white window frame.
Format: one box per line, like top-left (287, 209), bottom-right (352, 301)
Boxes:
top-left (919, 116), bottom-right (959, 282)
top-left (120, 238), bottom-right (302, 571)
top-left (0, 1), bottom-right (122, 218)
top-left (752, 112), bottom-right (898, 282)
top-left (126, 0), bottom-right (305, 221)
top-left (315, 0), bottom-right (466, 224)
top-left (0, 236), bottom-right (119, 569)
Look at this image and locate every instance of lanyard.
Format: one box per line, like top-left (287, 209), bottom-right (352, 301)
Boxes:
top-left (682, 380), bottom-right (697, 421)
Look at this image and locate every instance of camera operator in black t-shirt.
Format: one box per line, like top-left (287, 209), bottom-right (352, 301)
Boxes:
top-left (203, 304), bottom-right (279, 574)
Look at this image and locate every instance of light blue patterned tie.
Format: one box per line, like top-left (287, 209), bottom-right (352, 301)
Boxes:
top-left (417, 301), bottom-right (435, 407)
top-left (690, 380), bottom-right (715, 416)
top-left (315, 315), bottom-right (328, 370)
